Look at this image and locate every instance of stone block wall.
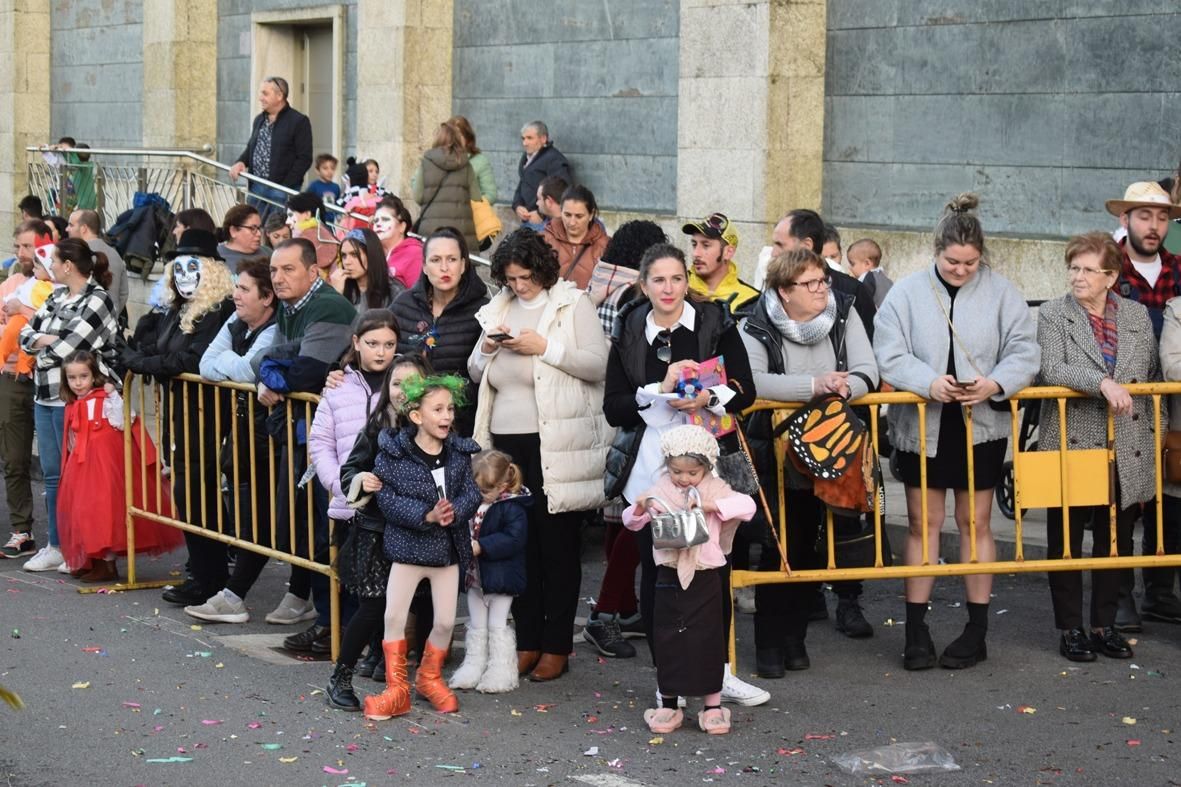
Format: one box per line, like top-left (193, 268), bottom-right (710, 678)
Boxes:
top-left (50, 0), bottom-right (144, 149)
top-left (450, 0), bottom-right (680, 212)
top-left (823, 3), bottom-right (1181, 237)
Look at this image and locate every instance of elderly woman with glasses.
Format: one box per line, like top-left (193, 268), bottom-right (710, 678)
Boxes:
top-left (217, 204), bottom-right (264, 270)
top-left (874, 193), bottom-right (1039, 672)
top-left (603, 242), bottom-right (757, 706)
top-left (1037, 231), bottom-right (1157, 663)
top-left (739, 248), bottom-right (878, 677)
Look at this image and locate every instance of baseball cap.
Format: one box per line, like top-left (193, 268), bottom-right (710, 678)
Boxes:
top-left (682, 212), bottom-right (739, 249)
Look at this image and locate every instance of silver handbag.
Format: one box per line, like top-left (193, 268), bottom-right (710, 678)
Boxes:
top-left (646, 488), bottom-right (709, 550)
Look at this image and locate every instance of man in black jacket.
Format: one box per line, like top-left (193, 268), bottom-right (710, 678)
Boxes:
top-left (229, 77), bottom-right (313, 222)
top-left (512, 121), bottom-right (572, 230)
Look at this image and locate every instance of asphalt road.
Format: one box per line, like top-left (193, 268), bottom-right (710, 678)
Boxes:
top-left (4, 509), bottom-right (1181, 786)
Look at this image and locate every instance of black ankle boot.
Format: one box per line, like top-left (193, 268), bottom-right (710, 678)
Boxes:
top-left (357, 647), bottom-right (380, 678)
top-left (326, 663), bottom-right (360, 711)
top-left (939, 602), bottom-right (989, 669)
top-left (784, 638), bottom-right (810, 671)
top-left (756, 648), bottom-right (785, 679)
top-left (903, 602), bottom-right (935, 670)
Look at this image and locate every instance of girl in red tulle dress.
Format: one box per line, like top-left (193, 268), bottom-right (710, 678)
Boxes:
top-left (57, 350), bottom-right (181, 582)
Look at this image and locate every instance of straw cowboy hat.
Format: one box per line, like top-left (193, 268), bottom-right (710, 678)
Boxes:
top-left (1105, 181), bottom-right (1181, 219)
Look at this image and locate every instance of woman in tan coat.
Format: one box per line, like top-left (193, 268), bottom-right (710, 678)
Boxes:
top-left (412, 122), bottom-right (480, 252)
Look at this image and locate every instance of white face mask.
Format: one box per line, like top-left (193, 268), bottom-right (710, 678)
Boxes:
top-left (173, 255), bottom-right (203, 299)
top-left (372, 211), bottom-right (394, 239)
top-left (284, 209), bottom-right (297, 230)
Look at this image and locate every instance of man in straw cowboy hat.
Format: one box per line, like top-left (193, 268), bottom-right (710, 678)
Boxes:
top-left (1106, 180), bottom-right (1181, 632)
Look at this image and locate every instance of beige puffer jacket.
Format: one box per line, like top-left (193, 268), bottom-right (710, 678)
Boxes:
top-left (470, 280), bottom-right (614, 513)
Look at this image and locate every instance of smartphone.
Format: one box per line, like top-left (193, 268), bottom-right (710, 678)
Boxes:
top-left (954, 378), bottom-right (975, 388)
top-left (487, 332), bottom-right (512, 342)
top-left (436, 485), bottom-right (446, 501)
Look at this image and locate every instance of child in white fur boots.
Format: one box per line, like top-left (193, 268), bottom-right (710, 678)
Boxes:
top-left (449, 450), bottom-right (530, 693)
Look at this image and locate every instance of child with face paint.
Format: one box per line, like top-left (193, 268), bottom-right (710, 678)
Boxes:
top-left (56, 350), bottom-right (182, 582)
top-left (363, 373), bottom-right (481, 720)
top-left (0, 236), bottom-right (60, 377)
top-left (120, 229), bottom-right (235, 606)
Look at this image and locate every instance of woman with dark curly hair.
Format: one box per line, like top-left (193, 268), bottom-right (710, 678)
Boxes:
top-left (594, 220), bottom-right (669, 333)
top-left (467, 227), bottom-right (611, 681)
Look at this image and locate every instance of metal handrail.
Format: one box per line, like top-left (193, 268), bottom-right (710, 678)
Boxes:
top-left (26, 145), bottom-right (492, 266)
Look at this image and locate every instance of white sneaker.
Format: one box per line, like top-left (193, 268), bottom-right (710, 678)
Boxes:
top-left (185, 589), bottom-right (250, 624)
top-left (265, 592), bottom-right (317, 625)
top-left (721, 664), bottom-right (770, 706)
top-left (655, 690), bottom-right (687, 709)
top-left (57, 560), bottom-right (73, 575)
top-left (24, 545), bottom-right (64, 572)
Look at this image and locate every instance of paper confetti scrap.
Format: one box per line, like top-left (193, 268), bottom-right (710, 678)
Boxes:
top-left (534, 703), bottom-right (554, 712)
top-left (891, 776), bottom-right (910, 784)
top-left (146, 757), bottom-right (193, 764)
top-left (648, 736), bottom-right (664, 745)
top-left (201, 720), bottom-right (223, 726)
top-left (323, 765), bottom-right (349, 775)
top-left (1123, 717), bottom-right (1137, 725)
top-left (189, 625), bottom-right (202, 631)
top-left (709, 766), bottom-right (726, 774)
top-left (247, 722), bottom-right (262, 729)
top-left (510, 709), bottom-right (522, 716)
top-left (1127, 739), bottom-right (1142, 747)
top-left (584, 746), bottom-right (599, 756)
top-left (804, 733), bottom-right (834, 740)
top-left (71, 682), bottom-right (91, 690)
top-left (777, 747), bottom-right (805, 756)
top-left (1017, 705), bottom-right (1037, 715)
top-left (279, 757), bottom-right (298, 764)
top-left (0, 686), bottom-right (25, 710)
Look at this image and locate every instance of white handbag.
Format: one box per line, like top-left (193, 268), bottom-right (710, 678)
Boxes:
top-left (646, 488), bottom-right (709, 550)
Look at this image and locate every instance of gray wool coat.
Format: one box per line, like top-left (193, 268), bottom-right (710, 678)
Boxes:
top-left (1155, 298), bottom-right (1181, 497)
top-left (873, 263), bottom-right (1040, 456)
top-left (1036, 293), bottom-right (1159, 507)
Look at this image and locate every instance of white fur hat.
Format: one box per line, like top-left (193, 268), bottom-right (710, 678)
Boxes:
top-left (659, 424), bottom-right (719, 467)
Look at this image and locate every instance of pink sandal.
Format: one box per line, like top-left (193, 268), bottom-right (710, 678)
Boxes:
top-left (643, 707), bottom-right (684, 733)
top-left (698, 706), bottom-right (731, 735)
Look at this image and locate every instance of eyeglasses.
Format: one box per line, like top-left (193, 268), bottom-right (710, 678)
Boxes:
top-left (235, 224), bottom-right (263, 233)
top-left (1067, 265), bottom-right (1109, 278)
top-left (788, 275), bottom-right (832, 293)
top-left (654, 329), bottom-right (672, 364)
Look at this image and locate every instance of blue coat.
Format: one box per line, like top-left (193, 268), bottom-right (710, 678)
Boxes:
top-left (374, 426), bottom-right (480, 573)
top-left (473, 490), bottom-right (532, 596)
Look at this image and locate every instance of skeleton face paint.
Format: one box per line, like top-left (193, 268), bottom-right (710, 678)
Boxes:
top-left (173, 255), bottom-right (203, 299)
top-left (285, 209), bottom-right (297, 230)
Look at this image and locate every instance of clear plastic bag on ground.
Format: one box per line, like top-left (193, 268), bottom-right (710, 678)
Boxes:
top-left (832, 741), bottom-right (960, 774)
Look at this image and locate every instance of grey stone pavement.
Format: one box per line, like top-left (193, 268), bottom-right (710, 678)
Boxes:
top-left (3, 473), bottom-right (1181, 787)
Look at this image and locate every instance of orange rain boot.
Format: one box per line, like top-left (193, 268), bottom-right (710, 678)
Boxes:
top-left (362, 640), bottom-right (411, 721)
top-left (414, 641), bottom-right (459, 712)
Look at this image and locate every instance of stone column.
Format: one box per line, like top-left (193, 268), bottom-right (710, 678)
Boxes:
top-left (355, 0), bottom-right (454, 204)
top-left (676, 0), bottom-right (827, 273)
top-left (0, 0), bottom-right (51, 232)
top-left (142, 0), bottom-right (218, 150)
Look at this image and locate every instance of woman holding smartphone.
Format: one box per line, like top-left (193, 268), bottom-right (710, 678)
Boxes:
top-left (468, 228), bottom-right (611, 682)
top-left (873, 193), bottom-right (1039, 671)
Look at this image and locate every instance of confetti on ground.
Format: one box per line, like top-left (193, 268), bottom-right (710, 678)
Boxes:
top-left (510, 709), bottom-right (522, 717)
top-left (189, 625), bottom-right (202, 630)
top-left (1127, 739), bottom-right (1141, 747)
top-left (247, 722), bottom-right (262, 729)
top-left (777, 747), bottom-right (805, 756)
top-left (648, 736), bottom-right (664, 745)
top-left (279, 757), bottom-right (298, 764)
top-left (805, 733), bottom-right (835, 740)
top-left (323, 766), bottom-right (349, 775)
top-left (71, 682), bottom-right (91, 690)
top-left (607, 758), bottom-right (623, 768)
top-left (146, 757), bottom-right (193, 764)
top-left (1017, 705), bottom-right (1037, 715)
top-left (891, 776), bottom-right (910, 784)
top-left (10, 629), bottom-right (18, 639)
top-left (584, 746), bottom-right (599, 756)
top-left (534, 703), bottom-right (554, 712)
top-left (0, 686), bottom-right (25, 709)
top-left (260, 743), bottom-right (282, 750)
top-left (201, 720), bottom-right (223, 726)
top-left (122, 701), bottom-right (141, 709)
top-left (436, 765), bottom-right (466, 771)
top-left (1123, 717), bottom-right (1137, 725)
top-left (708, 766), bottom-right (726, 774)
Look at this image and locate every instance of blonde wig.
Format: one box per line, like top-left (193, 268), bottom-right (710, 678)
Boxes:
top-left (168, 257), bottom-right (234, 333)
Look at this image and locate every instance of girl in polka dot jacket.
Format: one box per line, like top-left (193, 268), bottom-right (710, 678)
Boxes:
top-left (363, 373), bottom-right (481, 721)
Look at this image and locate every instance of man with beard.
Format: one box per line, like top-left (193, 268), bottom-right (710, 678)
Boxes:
top-left (0, 220), bottom-right (50, 559)
top-left (1108, 181), bottom-right (1181, 631)
top-left (681, 212), bottom-right (759, 314)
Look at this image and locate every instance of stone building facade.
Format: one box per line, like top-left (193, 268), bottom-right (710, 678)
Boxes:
top-left (3, 1), bottom-right (1178, 299)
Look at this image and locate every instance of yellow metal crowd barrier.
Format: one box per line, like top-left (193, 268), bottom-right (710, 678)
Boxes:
top-left (733, 383), bottom-right (1181, 588)
top-left (108, 372), bottom-right (340, 659)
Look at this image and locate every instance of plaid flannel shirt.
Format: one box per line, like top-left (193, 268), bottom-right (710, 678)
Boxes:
top-left (19, 280), bottom-right (119, 403)
top-left (1117, 240), bottom-right (1181, 337)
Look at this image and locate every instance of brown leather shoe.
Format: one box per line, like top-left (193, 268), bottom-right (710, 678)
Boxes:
top-left (81, 560), bottom-right (119, 584)
top-left (528, 652), bottom-right (569, 682)
top-left (517, 650), bottom-right (541, 676)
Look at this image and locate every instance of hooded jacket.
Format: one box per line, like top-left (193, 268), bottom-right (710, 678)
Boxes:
top-left (472, 489), bottom-right (532, 596)
top-left (413, 148), bottom-right (480, 252)
top-left (373, 426), bottom-right (481, 572)
top-left (541, 219), bottom-right (610, 290)
top-left (309, 366), bottom-right (381, 521)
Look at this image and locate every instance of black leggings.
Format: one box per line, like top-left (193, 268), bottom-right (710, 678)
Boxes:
top-left (339, 596), bottom-right (386, 668)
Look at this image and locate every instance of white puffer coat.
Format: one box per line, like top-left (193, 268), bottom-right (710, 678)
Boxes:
top-left (470, 279), bottom-right (614, 513)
